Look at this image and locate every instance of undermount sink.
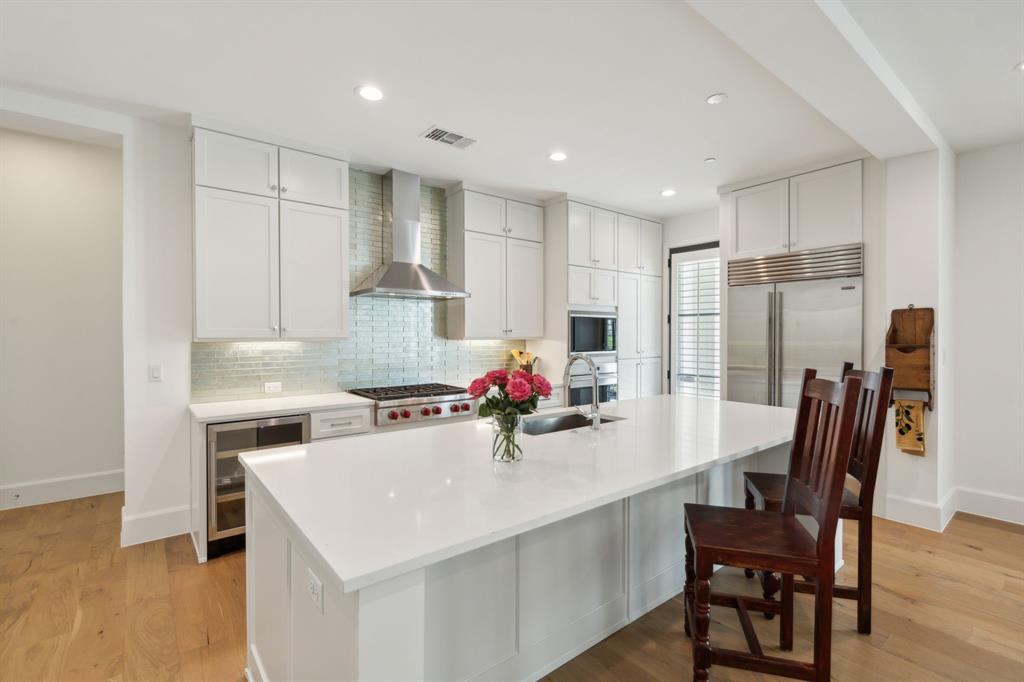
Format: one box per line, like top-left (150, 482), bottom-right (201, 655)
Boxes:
top-left (522, 411), bottom-right (625, 436)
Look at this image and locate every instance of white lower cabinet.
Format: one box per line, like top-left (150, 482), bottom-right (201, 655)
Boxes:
top-left (195, 187), bottom-right (280, 339)
top-left (279, 201), bottom-right (348, 338)
top-left (618, 272), bottom-right (661, 361)
top-left (618, 357), bottom-right (662, 400)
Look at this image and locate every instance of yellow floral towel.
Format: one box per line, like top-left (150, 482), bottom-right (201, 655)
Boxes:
top-left (894, 400), bottom-right (926, 456)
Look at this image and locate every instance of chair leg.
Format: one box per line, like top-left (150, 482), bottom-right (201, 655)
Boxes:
top-left (693, 556), bottom-right (714, 682)
top-left (743, 487), bottom-right (755, 579)
top-left (813, 570), bottom-right (834, 682)
top-left (760, 569), bottom-right (780, 619)
top-left (684, 531), bottom-right (695, 638)
top-left (780, 572), bottom-right (794, 651)
top-left (857, 513), bottom-right (872, 634)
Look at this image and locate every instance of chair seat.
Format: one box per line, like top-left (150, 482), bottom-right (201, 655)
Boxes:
top-left (684, 503), bottom-right (819, 572)
top-left (745, 472), bottom-right (861, 517)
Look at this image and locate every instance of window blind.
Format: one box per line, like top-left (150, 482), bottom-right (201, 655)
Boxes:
top-left (676, 258), bottom-right (720, 398)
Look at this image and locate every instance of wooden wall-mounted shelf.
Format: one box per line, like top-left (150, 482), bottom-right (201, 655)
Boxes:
top-left (885, 306), bottom-right (934, 410)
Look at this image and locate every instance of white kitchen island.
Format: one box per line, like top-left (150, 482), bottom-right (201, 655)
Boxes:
top-left (240, 394), bottom-right (798, 682)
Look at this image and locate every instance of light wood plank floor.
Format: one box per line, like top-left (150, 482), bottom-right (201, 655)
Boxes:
top-left (1, 493), bottom-right (1021, 681)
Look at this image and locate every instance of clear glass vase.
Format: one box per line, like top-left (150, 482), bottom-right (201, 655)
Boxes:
top-left (492, 414), bottom-right (524, 462)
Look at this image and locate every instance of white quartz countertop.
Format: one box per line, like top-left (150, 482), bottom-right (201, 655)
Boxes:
top-left (189, 392), bottom-right (373, 423)
top-left (240, 394), bottom-right (796, 593)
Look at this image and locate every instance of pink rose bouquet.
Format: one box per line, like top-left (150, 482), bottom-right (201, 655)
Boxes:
top-left (468, 368), bottom-right (553, 461)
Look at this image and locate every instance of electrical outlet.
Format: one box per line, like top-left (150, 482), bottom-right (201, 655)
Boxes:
top-left (264, 381), bottom-right (282, 394)
top-left (307, 568), bottom-right (324, 613)
top-left (148, 364), bottom-right (163, 382)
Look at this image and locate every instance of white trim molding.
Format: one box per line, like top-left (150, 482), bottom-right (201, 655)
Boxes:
top-left (886, 487), bottom-right (1022, 532)
top-left (0, 469), bottom-right (124, 510)
top-left (955, 487), bottom-right (1024, 526)
top-left (120, 503), bottom-right (190, 547)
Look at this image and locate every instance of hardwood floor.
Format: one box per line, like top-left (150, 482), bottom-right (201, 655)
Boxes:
top-left (1, 493), bottom-right (1021, 681)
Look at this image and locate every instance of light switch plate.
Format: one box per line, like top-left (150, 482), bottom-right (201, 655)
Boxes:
top-left (264, 381), bottom-right (282, 394)
top-left (307, 567), bottom-right (324, 613)
top-left (148, 364), bottom-right (163, 382)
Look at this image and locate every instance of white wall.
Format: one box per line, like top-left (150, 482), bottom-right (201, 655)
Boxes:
top-left (952, 141), bottom-right (1024, 524)
top-left (663, 207), bottom-right (718, 249)
top-left (0, 128), bottom-right (124, 508)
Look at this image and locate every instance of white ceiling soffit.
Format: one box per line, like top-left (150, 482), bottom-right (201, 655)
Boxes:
top-left (0, 1), bottom-right (864, 218)
top-left (687, 0), bottom-right (937, 159)
top-left (0, 110), bottom-right (123, 148)
top-left (840, 0), bottom-right (1024, 153)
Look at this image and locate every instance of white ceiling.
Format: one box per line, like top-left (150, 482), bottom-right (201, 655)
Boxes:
top-left (0, 1), bottom-right (863, 217)
top-left (842, 0), bottom-right (1024, 152)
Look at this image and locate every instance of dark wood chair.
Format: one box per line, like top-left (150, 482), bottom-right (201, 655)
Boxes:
top-left (683, 369), bottom-right (863, 682)
top-left (743, 362), bottom-right (894, 634)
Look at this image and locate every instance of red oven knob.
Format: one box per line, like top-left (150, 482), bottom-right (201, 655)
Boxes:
top-left (461, 403), bottom-right (471, 411)
top-left (421, 407), bottom-right (431, 416)
top-left (432, 406), bottom-right (442, 415)
top-left (400, 409), bottom-right (411, 419)
top-left (450, 403), bottom-right (460, 412)
top-left (387, 410), bottom-right (399, 420)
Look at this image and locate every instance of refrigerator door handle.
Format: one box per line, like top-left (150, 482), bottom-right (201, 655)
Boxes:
top-left (775, 291), bottom-right (784, 405)
top-left (766, 290), bottom-right (775, 406)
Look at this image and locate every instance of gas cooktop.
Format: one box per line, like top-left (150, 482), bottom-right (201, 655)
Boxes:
top-left (348, 383), bottom-right (467, 402)
top-left (348, 383), bottom-right (475, 426)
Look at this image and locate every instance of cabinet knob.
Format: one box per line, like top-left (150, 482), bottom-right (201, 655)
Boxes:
top-left (282, 327), bottom-right (288, 333)
top-left (271, 325), bottom-right (278, 332)
top-left (280, 186), bottom-right (288, 193)
top-left (270, 184), bottom-right (278, 191)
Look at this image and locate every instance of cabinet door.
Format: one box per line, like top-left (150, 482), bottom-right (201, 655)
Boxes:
top-left (465, 191), bottom-right (507, 237)
top-left (279, 148), bottom-right (349, 209)
top-left (463, 231), bottom-right (507, 337)
top-left (195, 187), bottom-right (280, 339)
top-left (593, 208), bottom-right (617, 270)
top-left (567, 265), bottom-right (595, 306)
top-left (730, 179), bottom-right (789, 259)
top-left (639, 220), bottom-right (662, 274)
top-left (194, 128), bottom-right (278, 197)
top-left (617, 273), bottom-right (641, 359)
top-left (789, 161), bottom-right (862, 251)
top-left (618, 358), bottom-right (640, 400)
top-left (617, 215), bottom-right (642, 274)
top-left (506, 199), bottom-right (544, 242)
top-left (506, 238), bottom-right (544, 338)
top-left (567, 203), bottom-right (593, 267)
top-left (640, 275), bottom-right (662, 357)
top-left (593, 269), bottom-right (617, 306)
top-left (279, 202), bottom-right (348, 338)
top-left (640, 357), bottom-right (663, 397)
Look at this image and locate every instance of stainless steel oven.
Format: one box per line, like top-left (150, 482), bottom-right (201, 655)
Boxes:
top-left (569, 312), bottom-right (616, 356)
top-left (567, 358), bottom-right (618, 407)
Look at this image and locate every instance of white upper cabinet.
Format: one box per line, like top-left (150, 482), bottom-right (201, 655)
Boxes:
top-left (617, 273), bottom-right (641, 359)
top-left (567, 265), bottom-right (615, 307)
top-left (788, 160), bottom-right (862, 252)
top-left (567, 203), bottom-right (593, 267)
top-left (505, 199), bottom-right (544, 242)
top-left (617, 215), bottom-right (642, 274)
top-left (278, 148), bottom-right (349, 209)
top-left (462, 231), bottom-right (507, 338)
top-left (194, 129), bottom-right (279, 198)
top-left (506, 238), bottom-right (544, 338)
top-left (592, 209), bottom-right (617, 270)
top-left (464, 191), bottom-right (507, 237)
top-left (640, 275), bottom-right (662, 357)
top-left (593, 269), bottom-right (617, 306)
top-left (279, 202), bottom-right (348, 338)
top-left (730, 178), bottom-right (790, 259)
top-left (195, 187), bottom-right (280, 339)
top-left (639, 220), bottom-right (662, 274)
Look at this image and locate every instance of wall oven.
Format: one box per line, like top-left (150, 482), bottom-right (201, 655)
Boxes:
top-left (567, 358), bottom-right (618, 407)
top-left (569, 312), bottom-right (616, 356)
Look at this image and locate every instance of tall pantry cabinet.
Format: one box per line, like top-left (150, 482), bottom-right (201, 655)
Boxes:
top-left (193, 128), bottom-right (350, 340)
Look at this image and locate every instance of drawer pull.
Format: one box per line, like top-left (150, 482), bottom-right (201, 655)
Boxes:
top-left (328, 421), bottom-right (354, 428)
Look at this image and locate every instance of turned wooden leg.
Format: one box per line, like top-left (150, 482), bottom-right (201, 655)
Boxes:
top-left (743, 487), bottom-right (755, 578)
top-left (780, 572), bottom-right (794, 651)
top-left (760, 569), bottom-right (780, 619)
top-left (684, 530), bottom-right (695, 638)
top-left (693, 557), bottom-right (713, 682)
top-left (813, 569), bottom-right (834, 682)
top-left (857, 513), bottom-right (873, 634)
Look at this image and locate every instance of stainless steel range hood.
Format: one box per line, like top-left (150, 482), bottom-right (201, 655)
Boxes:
top-left (350, 169), bottom-right (469, 300)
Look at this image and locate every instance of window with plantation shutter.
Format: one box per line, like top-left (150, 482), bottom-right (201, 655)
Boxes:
top-left (672, 252), bottom-right (720, 398)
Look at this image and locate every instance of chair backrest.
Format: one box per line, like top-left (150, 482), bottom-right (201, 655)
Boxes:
top-left (782, 368), bottom-right (863, 558)
top-left (839, 362), bottom-right (895, 510)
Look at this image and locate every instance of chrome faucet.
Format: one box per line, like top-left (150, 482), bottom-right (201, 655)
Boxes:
top-left (564, 354), bottom-right (600, 430)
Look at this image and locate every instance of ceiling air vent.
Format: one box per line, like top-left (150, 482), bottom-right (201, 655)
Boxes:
top-left (421, 126), bottom-right (476, 149)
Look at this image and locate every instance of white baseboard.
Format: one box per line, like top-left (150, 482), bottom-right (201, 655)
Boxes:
top-left (955, 487), bottom-right (1024, 525)
top-left (120, 503), bottom-right (190, 547)
top-left (884, 490), bottom-right (953, 532)
top-left (0, 468), bottom-right (123, 510)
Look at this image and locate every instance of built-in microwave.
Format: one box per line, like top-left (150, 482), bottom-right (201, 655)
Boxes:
top-left (569, 312), bottom-right (616, 355)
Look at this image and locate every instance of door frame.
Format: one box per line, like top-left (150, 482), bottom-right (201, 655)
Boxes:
top-left (666, 241), bottom-right (719, 395)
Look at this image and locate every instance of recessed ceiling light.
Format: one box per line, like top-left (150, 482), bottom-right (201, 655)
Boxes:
top-left (355, 85), bottom-right (383, 101)
top-left (549, 151), bottom-right (567, 161)
top-left (704, 156), bottom-right (718, 164)
top-left (660, 189), bottom-right (677, 197)
top-left (705, 92), bottom-right (728, 105)
top-left (1015, 60), bottom-right (1024, 72)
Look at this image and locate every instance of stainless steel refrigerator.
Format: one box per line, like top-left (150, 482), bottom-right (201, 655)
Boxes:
top-left (726, 244), bottom-right (863, 409)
